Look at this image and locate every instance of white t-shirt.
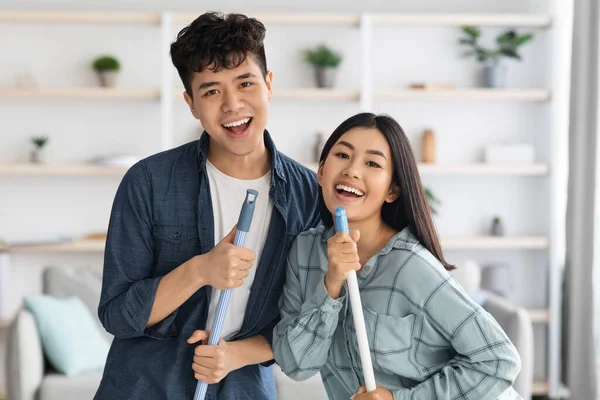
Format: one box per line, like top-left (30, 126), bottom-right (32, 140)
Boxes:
top-left (204, 159), bottom-right (273, 340)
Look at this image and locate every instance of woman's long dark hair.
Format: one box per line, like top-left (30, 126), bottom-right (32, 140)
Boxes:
top-left (318, 112), bottom-right (454, 271)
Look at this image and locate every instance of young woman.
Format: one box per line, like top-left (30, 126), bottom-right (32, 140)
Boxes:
top-left (273, 112), bottom-right (522, 400)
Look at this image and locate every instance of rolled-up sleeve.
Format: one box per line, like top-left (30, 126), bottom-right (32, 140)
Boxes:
top-left (272, 238), bottom-right (345, 381)
top-left (97, 161), bottom-right (178, 340)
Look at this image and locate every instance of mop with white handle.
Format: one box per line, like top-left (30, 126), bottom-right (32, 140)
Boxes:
top-left (335, 207), bottom-right (376, 392)
top-left (194, 189), bottom-right (259, 400)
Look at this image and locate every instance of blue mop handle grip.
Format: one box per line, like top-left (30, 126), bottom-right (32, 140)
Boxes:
top-left (236, 189), bottom-right (259, 233)
top-left (335, 207), bottom-right (350, 234)
top-left (194, 189), bottom-right (259, 400)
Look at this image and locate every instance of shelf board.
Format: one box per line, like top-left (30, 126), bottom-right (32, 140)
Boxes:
top-left (441, 236), bottom-right (548, 250)
top-left (0, 163), bottom-right (129, 177)
top-left (371, 13), bottom-right (551, 28)
top-left (3, 236), bottom-right (547, 253)
top-left (418, 163), bottom-right (549, 176)
top-left (0, 11), bottom-right (550, 28)
top-left (173, 12), bottom-right (360, 26)
top-left (305, 163), bottom-right (549, 176)
top-left (173, 88), bottom-right (360, 101)
top-left (8, 239), bottom-right (105, 253)
top-left (0, 10), bottom-right (161, 24)
top-left (174, 88), bottom-right (548, 102)
top-left (528, 308), bottom-right (550, 324)
top-left (532, 380), bottom-right (570, 397)
top-left (0, 87), bottom-right (161, 100)
top-left (375, 88), bottom-right (550, 102)
top-left (274, 88), bottom-right (360, 101)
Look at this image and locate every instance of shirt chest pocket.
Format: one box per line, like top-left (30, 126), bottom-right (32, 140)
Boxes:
top-left (349, 306), bottom-right (415, 376)
top-left (152, 225), bottom-right (201, 275)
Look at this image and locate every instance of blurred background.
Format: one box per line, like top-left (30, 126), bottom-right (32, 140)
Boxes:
top-left (0, 0), bottom-right (596, 399)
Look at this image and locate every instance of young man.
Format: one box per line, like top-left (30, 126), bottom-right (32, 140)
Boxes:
top-left (94, 12), bottom-right (321, 400)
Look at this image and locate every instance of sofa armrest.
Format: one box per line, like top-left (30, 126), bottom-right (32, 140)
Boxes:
top-left (6, 309), bottom-right (44, 400)
top-left (482, 292), bottom-right (533, 400)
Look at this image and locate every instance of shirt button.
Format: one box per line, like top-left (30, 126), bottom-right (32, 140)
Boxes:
top-left (173, 232), bottom-right (180, 240)
top-left (332, 305), bottom-right (338, 310)
top-left (364, 266), bottom-right (371, 271)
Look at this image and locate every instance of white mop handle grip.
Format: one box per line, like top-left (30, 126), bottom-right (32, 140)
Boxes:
top-left (334, 208), bottom-right (376, 392)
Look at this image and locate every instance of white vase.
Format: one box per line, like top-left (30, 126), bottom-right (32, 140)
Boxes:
top-left (483, 61), bottom-right (507, 88)
top-left (29, 149), bottom-right (44, 163)
top-left (315, 67), bottom-right (336, 88)
top-left (97, 71), bottom-right (119, 88)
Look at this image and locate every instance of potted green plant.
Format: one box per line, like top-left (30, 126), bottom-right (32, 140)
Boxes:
top-left (303, 44), bottom-right (343, 88)
top-left (458, 26), bottom-right (534, 88)
top-left (30, 135), bottom-right (49, 163)
top-left (424, 187), bottom-right (441, 216)
top-left (92, 55), bottom-right (121, 88)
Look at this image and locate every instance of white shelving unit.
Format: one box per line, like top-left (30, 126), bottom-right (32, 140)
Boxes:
top-left (0, 6), bottom-right (573, 398)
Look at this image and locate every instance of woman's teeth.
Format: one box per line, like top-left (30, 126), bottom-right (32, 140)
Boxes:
top-left (335, 184), bottom-right (364, 196)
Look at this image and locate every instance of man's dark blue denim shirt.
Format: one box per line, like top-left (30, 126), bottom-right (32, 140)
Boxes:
top-left (94, 130), bottom-right (321, 400)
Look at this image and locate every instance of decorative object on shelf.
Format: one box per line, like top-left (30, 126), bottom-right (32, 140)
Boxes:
top-left (303, 44), bottom-right (342, 88)
top-left (484, 144), bottom-right (535, 164)
top-left (85, 232), bottom-right (107, 241)
top-left (92, 55), bottom-right (121, 88)
top-left (424, 187), bottom-right (441, 215)
top-left (421, 129), bottom-right (436, 163)
top-left (88, 154), bottom-right (141, 168)
top-left (14, 64), bottom-right (38, 88)
top-left (313, 131), bottom-right (328, 163)
top-left (30, 135), bottom-right (49, 163)
top-left (458, 26), bottom-right (534, 88)
top-left (490, 216), bottom-right (505, 236)
top-left (409, 83), bottom-right (455, 90)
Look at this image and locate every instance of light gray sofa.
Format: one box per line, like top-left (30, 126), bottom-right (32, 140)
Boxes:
top-left (4, 266), bottom-right (327, 400)
top-left (5, 265), bottom-right (532, 400)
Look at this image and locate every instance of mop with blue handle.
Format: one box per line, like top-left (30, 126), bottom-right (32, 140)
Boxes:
top-left (194, 189), bottom-right (259, 400)
top-left (335, 207), bottom-right (376, 392)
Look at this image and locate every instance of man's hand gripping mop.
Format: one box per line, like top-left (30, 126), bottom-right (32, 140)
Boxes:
top-left (194, 189), bottom-right (259, 400)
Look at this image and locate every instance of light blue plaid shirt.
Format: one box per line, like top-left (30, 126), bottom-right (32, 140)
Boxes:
top-left (273, 226), bottom-right (522, 400)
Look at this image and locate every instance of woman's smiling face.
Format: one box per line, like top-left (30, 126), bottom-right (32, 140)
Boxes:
top-left (318, 127), bottom-right (399, 225)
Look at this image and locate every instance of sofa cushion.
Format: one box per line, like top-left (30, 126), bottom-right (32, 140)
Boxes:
top-left (39, 371), bottom-right (102, 400)
top-left (24, 295), bottom-right (110, 377)
top-left (43, 266), bottom-right (112, 341)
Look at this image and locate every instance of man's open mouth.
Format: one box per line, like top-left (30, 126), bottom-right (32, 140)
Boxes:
top-left (222, 117), bottom-right (252, 134)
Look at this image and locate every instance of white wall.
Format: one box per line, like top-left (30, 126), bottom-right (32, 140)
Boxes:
top-left (0, 0), bottom-right (557, 392)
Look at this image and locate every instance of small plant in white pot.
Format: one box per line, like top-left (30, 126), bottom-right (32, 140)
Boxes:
top-left (92, 55), bottom-right (120, 88)
top-left (458, 26), bottom-right (534, 88)
top-left (303, 44), bottom-right (342, 88)
top-left (30, 135), bottom-right (49, 163)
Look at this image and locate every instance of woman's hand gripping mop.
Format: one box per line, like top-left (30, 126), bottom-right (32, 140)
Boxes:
top-left (335, 207), bottom-right (376, 393)
top-left (194, 189), bottom-right (259, 400)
